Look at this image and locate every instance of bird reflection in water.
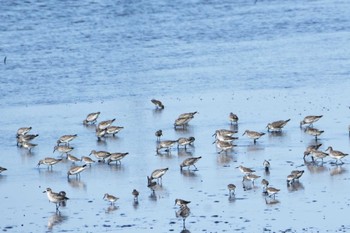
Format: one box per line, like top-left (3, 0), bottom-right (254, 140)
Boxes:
top-left (330, 165), bottom-right (346, 176)
top-left (180, 169), bottom-right (197, 178)
top-left (304, 159), bottom-right (327, 174)
top-left (287, 182), bottom-right (304, 192)
top-left (177, 149), bottom-right (193, 157)
top-left (180, 229), bottom-right (191, 233)
top-left (105, 205), bottom-right (118, 214)
top-left (68, 178), bottom-right (87, 190)
top-left (265, 198), bottom-right (280, 205)
top-left (47, 212), bottom-right (67, 230)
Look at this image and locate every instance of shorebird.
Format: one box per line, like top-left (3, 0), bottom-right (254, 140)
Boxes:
top-left (290, 170), bottom-right (304, 181)
top-left (242, 173), bottom-right (261, 185)
top-left (83, 112), bottom-right (100, 125)
top-left (151, 99), bottom-right (164, 109)
top-left (132, 189), bottom-right (139, 201)
top-left (37, 157), bottom-right (62, 169)
top-left (95, 128), bottom-right (107, 141)
top-left (106, 126), bottom-right (123, 136)
top-left (103, 193), bottom-right (119, 205)
top-left (238, 165), bottom-right (255, 175)
top-left (97, 119), bottom-right (116, 131)
top-left (177, 137), bottom-right (195, 149)
top-left (147, 176), bottom-right (157, 192)
top-left (67, 154), bottom-right (80, 164)
top-left (174, 117), bottom-right (193, 129)
top-left (17, 127), bottom-right (32, 137)
top-left (175, 198), bottom-right (191, 207)
top-left (266, 119), bottom-right (290, 132)
top-left (215, 140), bottom-right (235, 154)
top-left (150, 168), bottom-right (169, 183)
top-left (53, 145), bottom-right (74, 155)
top-left (263, 160), bottom-right (270, 172)
top-left (326, 146), bottom-right (348, 164)
top-left (57, 134), bottom-right (77, 145)
top-left (227, 184), bottom-right (236, 196)
top-left (261, 179), bottom-right (269, 191)
top-left (89, 150), bottom-right (111, 162)
top-left (43, 188), bottom-right (69, 211)
top-left (300, 115), bottom-right (323, 128)
top-left (178, 111), bottom-right (198, 119)
top-left (176, 204), bottom-right (190, 230)
top-left (157, 140), bottom-right (177, 153)
top-left (304, 127), bottom-right (324, 140)
top-left (266, 187), bottom-right (280, 199)
top-left (107, 152), bottom-right (129, 165)
top-left (0, 166), bottom-right (7, 174)
top-left (67, 165), bottom-right (87, 179)
top-left (21, 141), bottom-right (38, 152)
top-left (155, 130), bottom-right (163, 141)
top-left (81, 156), bottom-right (95, 166)
top-left (180, 156), bottom-right (201, 171)
top-left (287, 174), bottom-right (296, 184)
top-left (242, 130), bottom-right (265, 143)
top-left (17, 134), bottom-right (39, 146)
top-left (212, 129), bottom-right (237, 137)
top-left (229, 112), bottom-right (239, 125)
top-left (213, 131), bottom-right (238, 143)
top-left (309, 149), bottom-right (329, 163)
top-left (303, 143), bottom-right (322, 157)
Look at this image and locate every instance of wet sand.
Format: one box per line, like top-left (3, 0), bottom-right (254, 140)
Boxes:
top-left (1, 84), bottom-right (350, 232)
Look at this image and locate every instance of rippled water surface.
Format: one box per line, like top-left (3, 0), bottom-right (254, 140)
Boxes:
top-left (1, 0), bottom-right (350, 232)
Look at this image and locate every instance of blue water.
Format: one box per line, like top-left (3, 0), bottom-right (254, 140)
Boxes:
top-left (1, 0), bottom-right (350, 107)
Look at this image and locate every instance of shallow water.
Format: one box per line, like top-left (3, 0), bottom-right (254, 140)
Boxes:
top-left (1, 0), bottom-right (350, 232)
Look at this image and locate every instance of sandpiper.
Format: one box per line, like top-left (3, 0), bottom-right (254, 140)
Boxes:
top-left (266, 119), bottom-right (290, 132)
top-left (151, 99), bottom-right (164, 109)
top-left (215, 140), bottom-right (235, 154)
top-left (107, 152), bottom-right (129, 165)
top-left (157, 140), bottom-right (177, 153)
top-left (17, 127), bottom-right (32, 137)
top-left (37, 157), bottom-right (62, 169)
top-left (266, 187), bottom-right (280, 199)
top-left (17, 134), bottom-right (39, 146)
top-left (67, 154), bottom-right (80, 164)
top-left (132, 189), bottom-right (139, 201)
top-left (67, 165), bottom-right (87, 179)
top-left (174, 117), bottom-right (193, 129)
top-left (309, 149), bottom-right (329, 163)
top-left (83, 112), bottom-right (100, 125)
top-left (261, 179), bottom-right (269, 192)
top-left (89, 150), bottom-right (111, 162)
top-left (176, 204), bottom-right (190, 229)
top-left (0, 166), bottom-right (7, 174)
top-left (178, 111), bottom-right (198, 119)
top-left (290, 170), bottom-right (304, 181)
top-left (177, 137), bottom-right (195, 149)
top-left (227, 184), bottom-right (236, 196)
top-left (326, 146), bottom-right (348, 164)
top-left (229, 112), bottom-right (239, 125)
top-left (300, 115), bottom-right (323, 128)
top-left (304, 127), bottom-right (324, 140)
top-left (175, 198), bottom-right (191, 207)
top-left (53, 145), bottom-right (74, 155)
top-left (97, 119), bottom-right (116, 131)
top-left (57, 134), bottom-right (77, 145)
top-left (212, 129), bottom-right (237, 137)
top-left (238, 165), bottom-right (255, 175)
top-left (213, 131), bottom-right (238, 143)
top-left (21, 141), bottom-right (38, 152)
top-left (263, 160), bottom-right (270, 172)
top-left (242, 130), bottom-right (265, 143)
top-left (287, 174), bottom-right (296, 184)
top-left (155, 130), bottom-right (163, 141)
top-left (95, 128), bottom-right (107, 140)
top-left (106, 126), bottom-right (124, 136)
top-left (81, 156), bottom-right (95, 166)
top-left (242, 173), bottom-right (261, 185)
top-left (147, 176), bottom-right (157, 192)
top-left (180, 156), bottom-right (201, 171)
top-left (150, 168), bottom-right (169, 183)
top-left (103, 193), bottom-right (119, 205)
top-left (43, 188), bottom-right (69, 211)
top-left (304, 143), bottom-right (322, 157)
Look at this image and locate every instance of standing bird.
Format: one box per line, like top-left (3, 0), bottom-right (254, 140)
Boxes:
top-left (97, 119), bottom-right (116, 131)
top-left (107, 152), bottom-right (129, 165)
top-left (157, 140), bottom-right (177, 153)
top-left (266, 187), bottom-right (280, 199)
top-left (177, 137), bottom-right (195, 149)
top-left (303, 143), bottom-right (322, 157)
top-left (214, 140), bottom-right (235, 154)
top-left (176, 204), bottom-right (191, 229)
top-left (155, 130), bottom-right (163, 141)
top-left (57, 134), bottom-right (77, 145)
top-left (174, 117), bottom-right (193, 129)
top-left (43, 188), bottom-right (69, 211)
top-left (175, 198), bottom-right (191, 207)
top-left (290, 170), bottom-right (305, 181)
top-left (266, 119), bottom-right (290, 132)
top-left (180, 156), bottom-right (201, 171)
top-left (89, 150), bottom-right (111, 162)
top-left (67, 165), bottom-right (87, 179)
top-left (53, 145), bottom-right (74, 155)
top-left (304, 127), bottom-right (324, 141)
top-left (132, 189), bottom-right (139, 202)
top-left (17, 127), bottom-right (32, 137)
top-left (238, 165), bottom-right (255, 175)
top-left (103, 193), bottom-right (119, 205)
top-left (309, 149), bottom-right (329, 163)
top-left (83, 112), bottom-right (100, 125)
top-left (326, 146), bottom-right (348, 164)
top-left (151, 99), bottom-right (164, 109)
top-left (229, 112), bottom-right (239, 125)
top-left (67, 154), bottom-right (80, 164)
top-left (261, 179), bottom-right (269, 193)
top-left (263, 160), bottom-right (270, 172)
top-left (21, 141), bottom-right (38, 152)
top-left (17, 134), bottom-right (39, 146)
top-left (150, 168), bottom-right (169, 183)
top-left (37, 157), bottom-right (62, 169)
top-left (0, 166), bottom-right (7, 174)
top-left (227, 184), bottom-right (236, 196)
top-left (300, 115), bottom-right (323, 128)
top-left (81, 156), bottom-right (95, 166)
top-left (242, 130), bottom-right (265, 143)
top-left (106, 126), bottom-right (124, 136)
top-left (242, 173), bottom-right (261, 185)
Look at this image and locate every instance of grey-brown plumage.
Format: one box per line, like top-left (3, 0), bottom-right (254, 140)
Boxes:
top-left (326, 146), bottom-right (348, 164)
top-left (177, 137), bottom-right (195, 149)
top-left (57, 134), bottom-right (77, 145)
top-left (229, 112), bottom-right (239, 125)
top-left (106, 126), bottom-right (123, 136)
top-left (266, 119), bottom-right (290, 132)
top-left (83, 112), bottom-right (100, 125)
top-left (157, 140), bottom-right (177, 152)
top-left (180, 156), bottom-right (201, 170)
top-left (304, 127), bottom-right (324, 140)
top-left (89, 150), bottom-right (111, 162)
top-left (266, 187), bottom-right (280, 199)
top-left (53, 145), bottom-right (74, 155)
top-left (37, 157), bottom-right (62, 169)
top-left (150, 168), bottom-right (169, 183)
top-left (107, 152), bottom-right (129, 165)
top-left (176, 204), bottom-right (190, 229)
top-left (155, 130), bottom-right (163, 141)
top-left (175, 198), bottom-right (191, 207)
top-left (97, 119), bottom-right (116, 131)
top-left (43, 188), bottom-right (69, 211)
top-left (132, 189), bottom-right (139, 201)
top-left (67, 164), bottom-right (87, 179)
top-left (17, 134), bottom-right (39, 146)
top-left (242, 130), bottom-right (265, 143)
top-left (227, 184), bottom-right (236, 196)
top-left (151, 99), bottom-right (164, 109)
top-left (0, 166), bottom-right (7, 174)
top-left (16, 127), bottom-right (32, 137)
top-left (303, 143), bottom-right (322, 157)
top-left (309, 149), bottom-right (329, 163)
top-left (300, 115), bottom-right (323, 127)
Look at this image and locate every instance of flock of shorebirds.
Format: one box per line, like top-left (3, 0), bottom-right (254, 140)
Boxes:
top-left (1, 98), bottom-right (349, 230)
